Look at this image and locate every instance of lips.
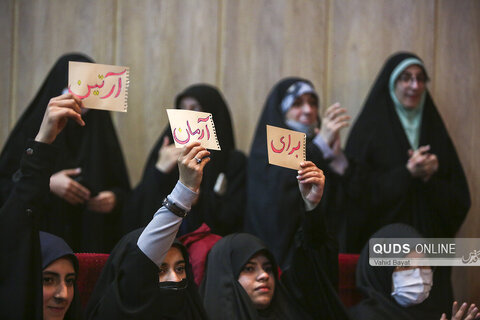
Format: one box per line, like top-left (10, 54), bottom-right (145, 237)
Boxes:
top-left (47, 306), bottom-right (66, 314)
top-left (255, 285), bottom-right (270, 292)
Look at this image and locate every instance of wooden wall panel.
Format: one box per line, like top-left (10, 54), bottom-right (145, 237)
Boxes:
top-left (0, 0), bottom-right (14, 149)
top-left (329, 0), bottom-right (435, 144)
top-left (115, 0), bottom-right (220, 183)
top-left (0, 0), bottom-right (479, 301)
top-left (434, 0), bottom-right (480, 303)
top-left (13, 0), bottom-right (116, 122)
top-left (221, 0), bottom-right (327, 153)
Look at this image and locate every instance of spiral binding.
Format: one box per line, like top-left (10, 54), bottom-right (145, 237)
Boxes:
top-left (209, 113), bottom-right (221, 150)
top-left (302, 133), bottom-right (306, 161)
top-left (123, 68), bottom-right (130, 112)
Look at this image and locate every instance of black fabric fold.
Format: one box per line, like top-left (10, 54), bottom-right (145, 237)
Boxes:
top-left (344, 52), bottom-right (470, 253)
top-left (124, 84), bottom-right (246, 236)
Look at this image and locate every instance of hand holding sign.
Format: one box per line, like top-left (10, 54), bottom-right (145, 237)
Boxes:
top-left (68, 61), bottom-right (129, 112)
top-left (166, 109), bottom-right (221, 150)
top-left (266, 125), bottom-right (306, 170)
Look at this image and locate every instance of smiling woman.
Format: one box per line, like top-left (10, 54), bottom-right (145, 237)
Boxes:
top-left (39, 231), bottom-right (81, 320)
top-left (344, 52), bottom-right (471, 253)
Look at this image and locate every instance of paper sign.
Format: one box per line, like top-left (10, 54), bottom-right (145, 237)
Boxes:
top-left (68, 61), bottom-right (129, 112)
top-left (266, 125), bottom-right (306, 170)
top-left (166, 109), bottom-right (221, 150)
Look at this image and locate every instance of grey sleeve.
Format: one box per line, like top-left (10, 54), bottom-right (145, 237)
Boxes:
top-left (137, 181), bottom-right (198, 267)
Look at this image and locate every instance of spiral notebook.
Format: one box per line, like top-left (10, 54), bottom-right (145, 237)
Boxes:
top-left (68, 61), bottom-right (129, 112)
top-left (166, 109), bottom-right (221, 150)
top-left (266, 125), bottom-right (306, 170)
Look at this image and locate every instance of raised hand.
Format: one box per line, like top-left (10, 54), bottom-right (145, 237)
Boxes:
top-left (177, 142), bottom-right (210, 193)
top-left (35, 93), bottom-right (85, 144)
top-left (155, 136), bottom-right (183, 173)
top-left (319, 102), bottom-right (350, 149)
top-left (297, 161), bottom-right (325, 211)
top-left (440, 301), bottom-right (479, 320)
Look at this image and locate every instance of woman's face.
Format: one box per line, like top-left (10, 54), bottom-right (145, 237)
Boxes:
top-left (158, 246), bottom-right (187, 282)
top-left (179, 96), bottom-right (203, 112)
top-left (42, 257), bottom-right (76, 320)
top-left (285, 93), bottom-right (318, 125)
top-left (238, 252), bottom-right (275, 310)
top-left (394, 65), bottom-right (427, 109)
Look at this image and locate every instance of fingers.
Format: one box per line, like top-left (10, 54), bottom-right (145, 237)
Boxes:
top-left (70, 181), bottom-right (91, 201)
top-left (180, 142), bottom-right (201, 159)
top-left (324, 102), bottom-right (341, 118)
top-left (440, 313), bottom-right (447, 320)
top-left (62, 168), bottom-right (82, 177)
top-left (417, 145), bottom-right (431, 154)
top-left (465, 304), bottom-right (478, 320)
top-left (456, 302), bottom-right (468, 320)
top-left (87, 192), bottom-right (116, 213)
top-left (297, 162), bottom-right (324, 184)
top-left (162, 136), bottom-right (170, 148)
top-left (51, 104), bottom-right (85, 127)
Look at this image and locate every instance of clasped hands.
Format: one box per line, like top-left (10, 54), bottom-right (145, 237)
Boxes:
top-left (406, 145), bottom-right (439, 182)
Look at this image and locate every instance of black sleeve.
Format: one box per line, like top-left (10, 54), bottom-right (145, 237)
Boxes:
top-left (86, 240), bottom-right (163, 319)
top-left (281, 205), bottom-right (350, 320)
top-left (200, 150), bottom-right (247, 235)
top-left (0, 141), bottom-right (58, 320)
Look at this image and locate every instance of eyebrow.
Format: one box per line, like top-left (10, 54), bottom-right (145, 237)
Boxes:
top-left (43, 271), bottom-right (76, 277)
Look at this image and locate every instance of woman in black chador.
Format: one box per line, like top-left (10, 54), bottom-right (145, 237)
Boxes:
top-left (350, 223), bottom-right (478, 320)
top-left (201, 161), bottom-right (350, 320)
top-left (0, 53), bottom-right (131, 252)
top-left (245, 77), bottom-right (352, 268)
top-left (344, 52), bottom-right (470, 252)
top-left (124, 84), bottom-right (246, 236)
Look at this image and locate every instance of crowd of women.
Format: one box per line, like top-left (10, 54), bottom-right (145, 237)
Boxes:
top-left (0, 52), bottom-right (476, 320)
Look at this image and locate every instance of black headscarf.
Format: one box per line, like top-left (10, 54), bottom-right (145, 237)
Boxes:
top-left (344, 52), bottom-right (470, 252)
top-left (39, 231), bottom-right (82, 320)
top-left (124, 84), bottom-right (245, 236)
top-left (0, 53), bottom-right (131, 252)
top-left (200, 233), bottom-right (311, 320)
top-left (245, 77), bottom-right (343, 268)
top-left (86, 229), bottom-right (208, 319)
top-left (350, 223), bottom-right (453, 320)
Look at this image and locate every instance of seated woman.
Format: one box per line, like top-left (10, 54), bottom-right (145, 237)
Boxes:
top-left (245, 77), bottom-right (352, 268)
top-left (202, 161), bottom-right (350, 319)
top-left (344, 52), bottom-right (470, 253)
top-left (86, 142), bottom-right (209, 319)
top-left (125, 84), bottom-right (246, 236)
top-left (351, 223), bottom-right (478, 320)
top-left (40, 231), bottom-right (82, 320)
top-left (0, 93), bottom-right (86, 319)
top-left (0, 53), bottom-right (131, 253)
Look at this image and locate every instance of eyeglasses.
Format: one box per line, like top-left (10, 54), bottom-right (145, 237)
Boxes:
top-left (398, 72), bottom-right (428, 85)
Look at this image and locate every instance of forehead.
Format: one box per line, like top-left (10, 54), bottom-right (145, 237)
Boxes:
top-left (43, 257), bottom-right (75, 274)
top-left (180, 96), bottom-right (200, 106)
top-left (402, 64), bottom-right (424, 74)
top-left (247, 252), bottom-right (271, 264)
top-left (162, 246), bottom-right (185, 265)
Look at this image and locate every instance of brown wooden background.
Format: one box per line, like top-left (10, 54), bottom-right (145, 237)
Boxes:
top-left (1, 0), bottom-right (479, 303)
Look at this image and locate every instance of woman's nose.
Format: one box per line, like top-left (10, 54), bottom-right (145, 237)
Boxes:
top-left (54, 282), bottom-right (68, 299)
top-left (301, 102), bottom-right (314, 113)
top-left (257, 269), bottom-right (270, 281)
top-left (165, 271), bottom-right (182, 282)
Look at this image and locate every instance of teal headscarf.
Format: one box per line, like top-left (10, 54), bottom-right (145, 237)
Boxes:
top-left (389, 58), bottom-right (426, 150)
